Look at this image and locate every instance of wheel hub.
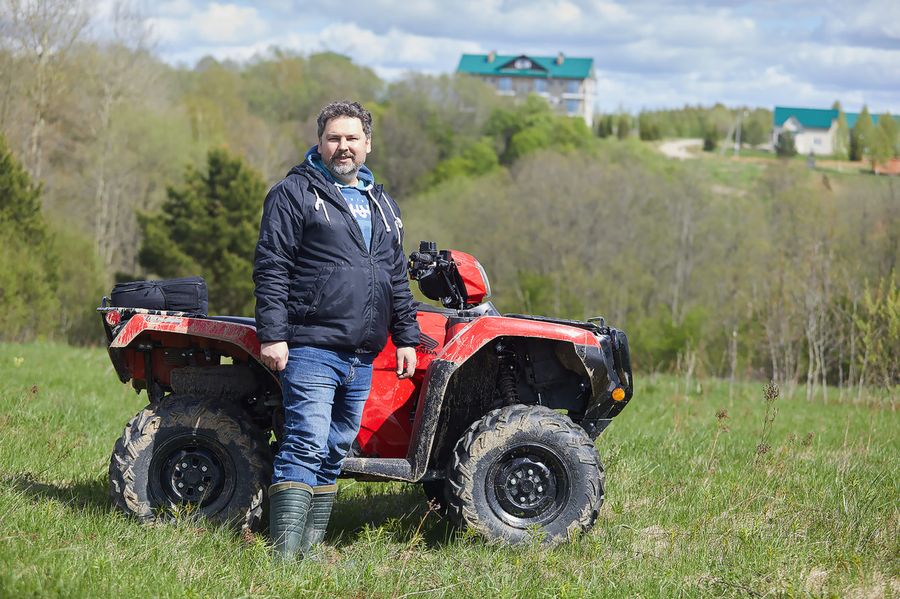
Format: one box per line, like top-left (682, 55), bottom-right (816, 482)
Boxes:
top-left (491, 450), bottom-right (565, 524)
top-left (161, 446), bottom-right (225, 505)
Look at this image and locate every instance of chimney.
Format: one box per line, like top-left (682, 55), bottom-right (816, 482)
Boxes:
top-left (556, 52), bottom-right (565, 65)
top-left (487, 50), bottom-right (496, 63)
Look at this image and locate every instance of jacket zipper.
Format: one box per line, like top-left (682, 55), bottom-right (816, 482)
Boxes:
top-left (311, 178), bottom-right (369, 253)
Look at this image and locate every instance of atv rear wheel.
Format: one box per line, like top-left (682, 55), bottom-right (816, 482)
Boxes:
top-left (109, 394), bottom-right (271, 531)
top-left (447, 404), bottom-right (603, 545)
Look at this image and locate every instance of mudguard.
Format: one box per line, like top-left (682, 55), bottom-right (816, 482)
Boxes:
top-left (106, 312), bottom-right (273, 390)
top-left (342, 315), bottom-right (626, 482)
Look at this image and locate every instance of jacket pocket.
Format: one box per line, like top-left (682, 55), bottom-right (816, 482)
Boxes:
top-left (303, 265), bottom-right (336, 321)
top-left (287, 266), bottom-right (335, 324)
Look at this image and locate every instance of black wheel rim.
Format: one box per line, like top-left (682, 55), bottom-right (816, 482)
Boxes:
top-left (149, 433), bottom-right (236, 512)
top-left (486, 442), bottom-right (571, 528)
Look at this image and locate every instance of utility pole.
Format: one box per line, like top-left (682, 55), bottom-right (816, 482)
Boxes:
top-left (734, 109), bottom-right (748, 156)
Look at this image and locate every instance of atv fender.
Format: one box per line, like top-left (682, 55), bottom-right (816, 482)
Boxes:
top-left (343, 315), bottom-right (623, 482)
top-left (108, 313), bottom-right (277, 390)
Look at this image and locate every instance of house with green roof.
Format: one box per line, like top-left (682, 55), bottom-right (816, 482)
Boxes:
top-left (772, 106), bottom-right (894, 156)
top-left (457, 52), bottom-right (596, 126)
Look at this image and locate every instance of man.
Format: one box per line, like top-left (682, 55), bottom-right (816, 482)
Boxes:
top-left (253, 101), bottom-right (419, 560)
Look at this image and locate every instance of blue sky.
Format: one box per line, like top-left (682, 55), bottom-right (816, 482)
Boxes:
top-left (134, 0), bottom-right (899, 113)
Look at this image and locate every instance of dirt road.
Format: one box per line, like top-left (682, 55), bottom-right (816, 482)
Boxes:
top-left (658, 138), bottom-right (702, 159)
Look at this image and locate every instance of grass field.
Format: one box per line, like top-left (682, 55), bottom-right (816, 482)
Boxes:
top-left (1, 342), bottom-right (897, 597)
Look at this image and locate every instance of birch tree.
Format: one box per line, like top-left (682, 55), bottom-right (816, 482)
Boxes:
top-left (4, 0), bottom-right (88, 180)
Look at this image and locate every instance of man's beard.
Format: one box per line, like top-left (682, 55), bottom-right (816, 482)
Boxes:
top-left (326, 152), bottom-right (362, 179)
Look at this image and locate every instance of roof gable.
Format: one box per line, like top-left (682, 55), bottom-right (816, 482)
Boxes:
top-left (498, 54), bottom-right (548, 75)
top-left (775, 106), bottom-right (900, 129)
top-left (774, 106), bottom-right (836, 129)
top-left (457, 53), bottom-right (594, 79)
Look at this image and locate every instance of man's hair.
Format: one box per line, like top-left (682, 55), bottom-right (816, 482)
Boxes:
top-left (316, 101), bottom-right (373, 140)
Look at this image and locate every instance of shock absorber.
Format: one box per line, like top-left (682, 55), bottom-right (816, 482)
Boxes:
top-left (495, 342), bottom-right (519, 406)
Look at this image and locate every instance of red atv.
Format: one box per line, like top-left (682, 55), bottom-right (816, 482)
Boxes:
top-left (100, 241), bottom-right (633, 544)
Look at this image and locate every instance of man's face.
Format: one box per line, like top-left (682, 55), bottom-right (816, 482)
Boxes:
top-left (318, 116), bottom-right (371, 183)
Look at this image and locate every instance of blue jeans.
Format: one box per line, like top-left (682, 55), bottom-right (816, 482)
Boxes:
top-left (272, 345), bottom-right (374, 487)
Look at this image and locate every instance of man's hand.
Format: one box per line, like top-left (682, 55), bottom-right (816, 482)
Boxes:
top-left (396, 346), bottom-right (417, 379)
top-left (260, 341), bottom-right (289, 371)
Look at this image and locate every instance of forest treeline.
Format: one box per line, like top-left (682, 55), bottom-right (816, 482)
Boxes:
top-left (1, 1), bottom-right (897, 393)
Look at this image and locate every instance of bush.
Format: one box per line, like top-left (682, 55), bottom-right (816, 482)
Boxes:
top-left (775, 131), bottom-right (797, 157)
top-left (703, 127), bottom-right (718, 152)
top-left (52, 224), bottom-right (108, 345)
top-left (0, 221), bottom-right (60, 342)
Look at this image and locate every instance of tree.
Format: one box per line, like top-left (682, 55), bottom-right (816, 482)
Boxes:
top-left (870, 113), bottom-right (899, 165)
top-left (850, 105), bottom-right (875, 162)
top-left (52, 222), bottom-right (107, 344)
top-left (616, 113), bottom-right (631, 139)
top-left (0, 134), bottom-right (59, 341)
top-left (702, 124), bottom-right (718, 152)
top-left (138, 148), bottom-right (266, 315)
top-left (4, 0), bottom-right (89, 180)
top-left (775, 131), bottom-right (797, 157)
top-left (638, 112), bottom-right (661, 141)
top-left (81, 1), bottom-right (153, 268)
top-left (740, 109), bottom-right (771, 147)
top-left (0, 132), bottom-right (45, 241)
top-left (832, 101), bottom-right (849, 160)
top-left (483, 95), bottom-right (592, 165)
top-left (429, 137), bottom-right (499, 185)
top-left (596, 114), bottom-right (614, 138)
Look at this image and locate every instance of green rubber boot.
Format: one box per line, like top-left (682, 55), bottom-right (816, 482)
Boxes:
top-left (269, 482), bottom-right (313, 561)
top-left (300, 484), bottom-right (337, 557)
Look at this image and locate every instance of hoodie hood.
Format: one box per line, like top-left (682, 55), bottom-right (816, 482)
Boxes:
top-left (301, 145), bottom-right (374, 190)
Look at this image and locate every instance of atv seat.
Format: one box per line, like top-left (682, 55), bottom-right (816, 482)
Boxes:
top-left (205, 315), bottom-right (256, 328)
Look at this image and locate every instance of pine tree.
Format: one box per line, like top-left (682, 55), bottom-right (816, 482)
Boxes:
top-left (0, 134), bottom-right (59, 341)
top-left (832, 101), bottom-right (849, 160)
top-left (703, 124), bottom-right (718, 152)
top-left (616, 114), bottom-right (631, 140)
top-left (0, 134), bottom-right (46, 243)
top-left (138, 148), bottom-right (267, 315)
top-left (850, 105), bottom-right (875, 161)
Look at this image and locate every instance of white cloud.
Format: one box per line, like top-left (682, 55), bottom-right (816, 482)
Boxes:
top-left (147, 2), bottom-right (268, 47)
top-left (138, 0), bottom-right (899, 113)
top-left (818, 0), bottom-right (900, 48)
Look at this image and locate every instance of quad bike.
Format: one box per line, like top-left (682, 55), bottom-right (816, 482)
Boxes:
top-left (99, 241), bottom-right (633, 544)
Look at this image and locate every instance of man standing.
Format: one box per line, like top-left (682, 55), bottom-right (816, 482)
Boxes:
top-left (253, 101), bottom-right (419, 560)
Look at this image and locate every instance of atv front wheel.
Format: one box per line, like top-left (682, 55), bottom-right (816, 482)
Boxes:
top-left (109, 395), bottom-right (271, 531)
top-left (447, 404), bottom-right (604, 545)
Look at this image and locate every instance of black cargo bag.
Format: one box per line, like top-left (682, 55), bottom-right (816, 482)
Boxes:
top-left (111, 276), bottom-right (208, 315)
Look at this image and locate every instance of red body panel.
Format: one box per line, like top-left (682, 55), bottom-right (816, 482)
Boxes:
top-left (356, 314), bottom-right (601, 458)
top-left (357, 311), bottom-right (447, 458)
top-left (449, 250), bottom-right (490, 305)
top-left (112, 314), bottom-right (260, 356)
top-left (110, 308), bottom-right (598, 461)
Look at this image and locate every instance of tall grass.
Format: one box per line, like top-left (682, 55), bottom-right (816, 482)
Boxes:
top-left (1, 342), bottom-right (897, 597)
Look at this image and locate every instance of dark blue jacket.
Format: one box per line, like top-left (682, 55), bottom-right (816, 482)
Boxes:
top-left (253, 160), bottom-right (420, 352)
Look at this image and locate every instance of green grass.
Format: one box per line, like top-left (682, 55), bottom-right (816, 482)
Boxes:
top-left (1, 342), bottom-right (897, 597)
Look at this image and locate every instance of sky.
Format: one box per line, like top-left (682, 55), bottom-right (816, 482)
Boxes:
top-left (131, 0), bottom-right (899, 113)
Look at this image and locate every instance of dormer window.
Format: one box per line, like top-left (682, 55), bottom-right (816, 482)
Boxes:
top-left (514, 58), bottom-right (532, 70)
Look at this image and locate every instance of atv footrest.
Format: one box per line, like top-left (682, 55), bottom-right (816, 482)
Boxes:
top-left (341, 458), bottom-right (414, 481)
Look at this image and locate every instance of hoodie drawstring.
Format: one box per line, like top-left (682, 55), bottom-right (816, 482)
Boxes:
top-left (313, 188), bottom-right (330, 223)
top-left (369, 191), bottom-right (402, 246)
